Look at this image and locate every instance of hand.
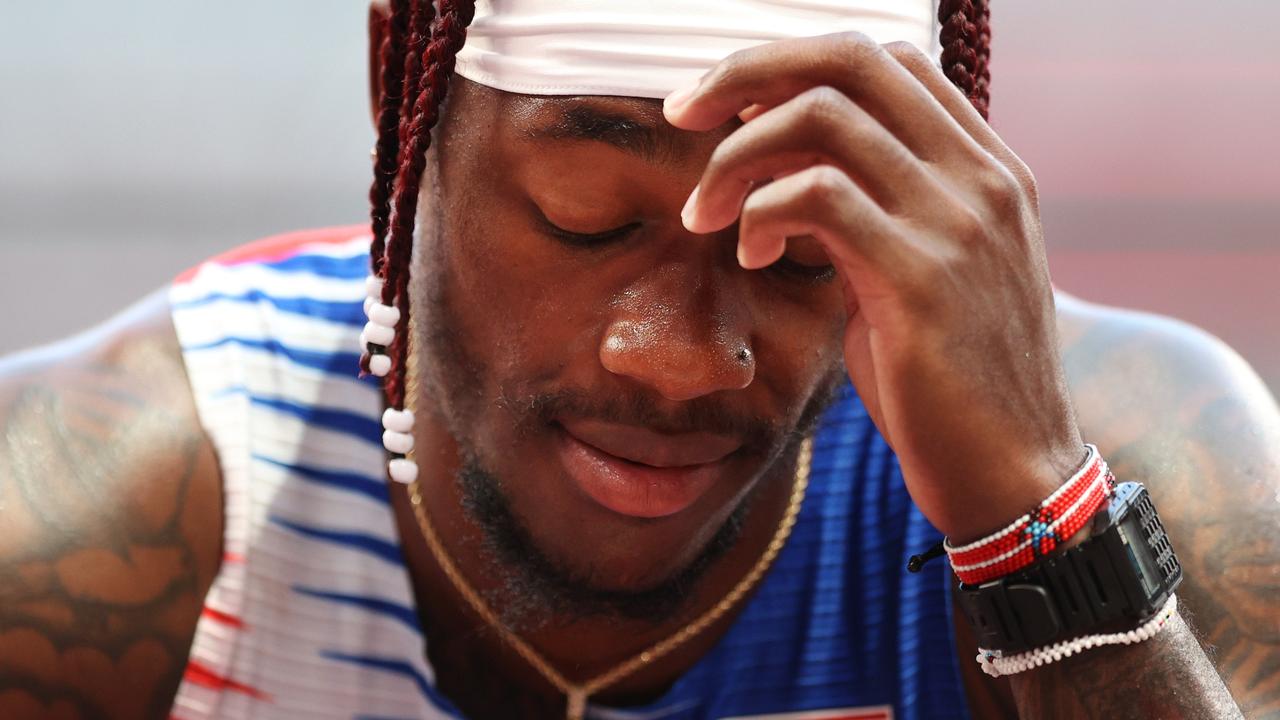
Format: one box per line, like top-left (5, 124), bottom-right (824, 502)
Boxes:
top-left (663, 33), bottom-right (1085, 542)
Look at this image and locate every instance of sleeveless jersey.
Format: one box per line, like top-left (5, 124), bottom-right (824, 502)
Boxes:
top-left (167, 226), bottom-right (970, 720)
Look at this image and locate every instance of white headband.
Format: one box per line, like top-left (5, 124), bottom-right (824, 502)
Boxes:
top-left (454, 0), bottom-right (940, 99)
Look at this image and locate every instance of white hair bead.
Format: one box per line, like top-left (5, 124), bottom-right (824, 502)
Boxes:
top-left (362, 321), bottom-right (395, 347)
top-left (369, 354), bottom-right (392, 377)
top-left (383, 430), bottom-right (414, 455)
top-left (365, 274), bottom-right (384, 299)
top-left (358, 328), bottom-right (369, 348)
top-left (363, 296), bottom-right (376, 315)
top-left (382, 407), bottom-right (416, 433)
top-left (388, 457), bottom-right (419, 484)
top-left (367, 302), bottom-right (401, 328)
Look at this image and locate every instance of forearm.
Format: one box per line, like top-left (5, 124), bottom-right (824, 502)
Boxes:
top-left (1011, 613), bottom-right (1242, 719)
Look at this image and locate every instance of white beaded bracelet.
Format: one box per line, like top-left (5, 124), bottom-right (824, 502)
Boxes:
top-left (977, 593), bottom-right (1179, 678)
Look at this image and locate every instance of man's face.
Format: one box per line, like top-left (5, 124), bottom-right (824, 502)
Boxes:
top-left (411, 77), bottom-right (848, 619)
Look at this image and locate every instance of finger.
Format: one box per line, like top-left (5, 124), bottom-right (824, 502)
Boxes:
top-left (883, 41), bottom-right (1038, 199)
top-left (685, 86), bottom-right (951, 234)
top-left (735, 164), bottom-right (913, 297)
top-left (737, 103), bottom-right (769, 123)
top-left (664, 32), bottom-right (986, 165)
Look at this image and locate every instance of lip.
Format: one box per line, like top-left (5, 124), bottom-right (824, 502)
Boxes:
top-left (555, 421), bottom-right (741, 519)
top-left (559, 418), bottom-right (741, 467)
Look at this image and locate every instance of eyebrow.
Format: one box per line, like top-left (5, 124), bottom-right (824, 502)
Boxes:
top-left (521, 103), bottom-right (680, 165)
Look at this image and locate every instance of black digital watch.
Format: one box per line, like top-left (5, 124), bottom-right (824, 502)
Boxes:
top-left (955, 481), bottom-right (1182, 654)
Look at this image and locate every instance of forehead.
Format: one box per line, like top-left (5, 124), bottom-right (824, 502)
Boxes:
top-left (444, 77), bottom-right (730, 169)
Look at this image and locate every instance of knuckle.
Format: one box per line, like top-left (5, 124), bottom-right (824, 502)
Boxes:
top-left (832, 31), bottom-right (881, 60)
top-left (706, 133), bottom-right (743, 174)
top-left (976, 164), bottom-right (1025, 210)
top-left (738, 191), bottom-right (775, 230)
top-left (952, 204), bottom-right (990, 244)
top-left (883, 40), bottom-right (927, 67)
top-left (701, 52), bottom-right (742, 91)
top-left (799, 165), bottom-right (851, 207)
top-left (709, 41), bottom-right (770, 89)
top-left (825, 31), bottom-right (883, 81)
top-left (797, 85), bottom-right (851, 125)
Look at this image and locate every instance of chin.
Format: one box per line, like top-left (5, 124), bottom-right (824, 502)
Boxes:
top-left (456, 439), bottom-right (764, 620)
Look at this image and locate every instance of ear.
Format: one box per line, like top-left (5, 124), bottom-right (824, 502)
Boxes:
top-left (368, 0), bottom-right (392, 126)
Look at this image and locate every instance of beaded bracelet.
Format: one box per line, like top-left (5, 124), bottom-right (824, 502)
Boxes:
top-left (946, 446), bottom-right (1115, 585)
top-left (977, 593), bottom-right (1179, 677)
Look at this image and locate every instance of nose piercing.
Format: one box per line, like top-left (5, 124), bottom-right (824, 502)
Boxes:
top-left (736, 347), bottom-right (753, 365)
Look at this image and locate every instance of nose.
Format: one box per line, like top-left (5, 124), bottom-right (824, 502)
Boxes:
top-left (599, 269), bottom-right (755, 402)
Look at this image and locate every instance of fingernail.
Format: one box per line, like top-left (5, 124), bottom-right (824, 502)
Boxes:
top-left (681, 185), bottom-right (700, 230)
top-left (664, 82), bottom-right (698, 113)
top-left (736, 242), bottom-right (753, 268)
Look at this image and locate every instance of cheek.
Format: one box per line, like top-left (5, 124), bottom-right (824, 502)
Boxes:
top-left (748, 281), bottom-right (847, 394)
top-left (442, 219), bottom-right (597, 384)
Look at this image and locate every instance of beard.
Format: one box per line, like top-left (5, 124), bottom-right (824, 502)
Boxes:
top-left (410, 214), bottom-right (845, 631)
top-left (455, 451), bottom-right (758, 629)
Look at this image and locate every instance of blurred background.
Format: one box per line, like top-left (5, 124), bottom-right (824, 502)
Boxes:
top-left (1, 1), bottom-right (1277, 393)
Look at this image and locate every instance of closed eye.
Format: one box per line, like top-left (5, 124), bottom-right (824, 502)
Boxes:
top-left (535, 211), bottom-right (640, 248)
top-left (769, 256), bottom-right (837, 284)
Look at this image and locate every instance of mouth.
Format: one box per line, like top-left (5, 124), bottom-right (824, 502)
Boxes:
top-left (554, 419), bottom-right (742, 519)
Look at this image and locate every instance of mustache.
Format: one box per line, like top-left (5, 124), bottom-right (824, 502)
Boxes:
top-left (498, 386), bottom-right (785, 450)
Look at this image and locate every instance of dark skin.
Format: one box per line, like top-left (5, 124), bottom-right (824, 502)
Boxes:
top-left (0, 292), bottom-right (223, 720)
top-left (1, 9), bottom-right (1278, 720)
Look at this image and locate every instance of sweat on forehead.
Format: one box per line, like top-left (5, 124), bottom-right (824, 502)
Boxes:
top-left (505, 91), bottom-right (717, 167)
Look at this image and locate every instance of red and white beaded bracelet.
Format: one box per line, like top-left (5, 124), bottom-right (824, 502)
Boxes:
top-left (946, 445), bottom-right (1116, 585)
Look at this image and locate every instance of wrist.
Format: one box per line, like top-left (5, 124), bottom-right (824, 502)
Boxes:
top-left (940, 444), bottom-right (1091, 545)
top-left (944, 446), bottom-right (1110, 586)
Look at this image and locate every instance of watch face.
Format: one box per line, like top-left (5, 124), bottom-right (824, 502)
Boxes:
top-left (1118, 518), bottom-right (1160, 597)
top-left (1115, 483), bottom-right (1182, 609)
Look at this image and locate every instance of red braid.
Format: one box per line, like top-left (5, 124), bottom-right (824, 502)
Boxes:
top-left (379, 0), bottom-right (438, 315)
top-left (363, 0), bottom-right (476, 410)
top-left (972, 0), bottom-right (992, 116)
top-left (368, 0), bottom-right (411, 279)
top-left (937, 0), bottom-right (992, 120)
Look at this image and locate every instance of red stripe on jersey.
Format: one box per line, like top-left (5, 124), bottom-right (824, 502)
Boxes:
top-left (174, 224), bottom-right (367, 283)
top-left (183, 660), bottom-right (271, 701)
top-left (201, 605), bottom-right (245, 629)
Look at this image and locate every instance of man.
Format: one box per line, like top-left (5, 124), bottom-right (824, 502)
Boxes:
top-left (1, 0), bottom-right (1277, 718)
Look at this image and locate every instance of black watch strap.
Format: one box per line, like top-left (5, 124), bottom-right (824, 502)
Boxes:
top-left (956, 482), bottom-right (1182, 654)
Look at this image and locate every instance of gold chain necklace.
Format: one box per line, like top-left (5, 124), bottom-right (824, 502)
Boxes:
top-left (403, 437), bottom-right (811, 720)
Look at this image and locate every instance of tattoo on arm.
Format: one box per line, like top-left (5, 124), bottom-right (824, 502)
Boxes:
top-left (1046, 312), bottom-right (1280, 719)
top-left (1012, 614), bottom-right (1243, 719)
top-left (0, 330), bottom-right (221, 720)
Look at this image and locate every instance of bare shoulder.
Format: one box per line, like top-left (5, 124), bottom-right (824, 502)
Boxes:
top-left (0, 291), bottom-right (223, 719)
top-left (1057, 292), bottom-right (1280, 718)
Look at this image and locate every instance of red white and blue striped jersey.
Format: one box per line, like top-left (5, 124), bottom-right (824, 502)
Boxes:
top-left (168, 226), bottom-right (970, 720)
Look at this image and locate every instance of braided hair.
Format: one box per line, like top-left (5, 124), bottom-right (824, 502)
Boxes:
top-left (361, 0), bottom-right (993, 414)
top-left (364, 0), bottom-right (476, 409)
top-left (938, 0), bottom-right (992, 120)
